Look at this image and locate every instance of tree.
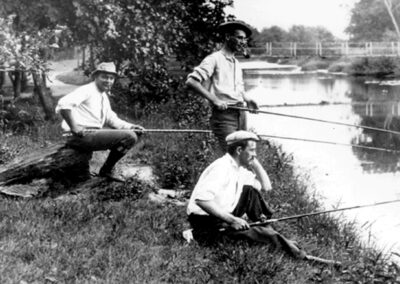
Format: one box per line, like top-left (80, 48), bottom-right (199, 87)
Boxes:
top-left (66, 0), bottom-right (233, 105)
top-left (286, 25), bottom-right (336, 42)
top-left (346, 0), bottom-right (395, 41)
top-left (253, 26), bottom-right (288, 46)
top-left (0, 15), bottom-right (58, 119)
top-left (1, 0), bottom-right (233, 107)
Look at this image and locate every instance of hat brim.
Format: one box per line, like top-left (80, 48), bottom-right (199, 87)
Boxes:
top-left (219, 22), bottom-right (252, 38)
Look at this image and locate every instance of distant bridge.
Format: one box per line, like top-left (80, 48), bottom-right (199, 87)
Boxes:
top-left (249, 42), bottom-right (400, 57)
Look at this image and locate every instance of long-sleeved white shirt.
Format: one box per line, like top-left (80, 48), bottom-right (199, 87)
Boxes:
top-left (55, 82), bottom-right (132, 131)
top-left (187, 154), bottom-right (261, 216)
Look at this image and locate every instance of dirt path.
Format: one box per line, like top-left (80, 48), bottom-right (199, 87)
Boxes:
top-left (47, 59), bottom-right (81, 98)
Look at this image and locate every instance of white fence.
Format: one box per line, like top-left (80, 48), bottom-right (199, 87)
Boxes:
top-left (250, 42), bottom-right (400, 57)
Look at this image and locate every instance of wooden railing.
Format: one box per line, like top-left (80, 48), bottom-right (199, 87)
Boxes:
top-left (250, 42), bottom-right (400, 57)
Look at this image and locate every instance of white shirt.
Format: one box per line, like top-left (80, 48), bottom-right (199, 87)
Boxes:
top-left (55, 82), bottom-right (132, 131)
top-left (187, 50), bottom-right (245, 104)
top-left (187, 154), bottom-right (261, 216)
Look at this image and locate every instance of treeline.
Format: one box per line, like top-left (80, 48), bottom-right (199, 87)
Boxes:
top-left (250, 25), bottom-right (336, 46)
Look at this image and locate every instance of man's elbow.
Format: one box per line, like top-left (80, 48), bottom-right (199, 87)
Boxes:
top-left (185, 77), bottom-right (195, 89)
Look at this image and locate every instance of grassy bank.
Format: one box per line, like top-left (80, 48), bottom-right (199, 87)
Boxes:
top-left (1, 79), bottom-right (400, 283)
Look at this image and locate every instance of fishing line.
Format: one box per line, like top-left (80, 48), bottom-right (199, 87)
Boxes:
top-left (230, 106), bottom-right (400, 136)
top-left (258, 101), bottom-right (382, 108)
top-left (259, 134), bottom-right (400, 153)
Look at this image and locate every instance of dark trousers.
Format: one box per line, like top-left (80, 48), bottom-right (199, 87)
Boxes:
top-left (65, 129), bottom-right (137, 177)
top-left (189, 186), bottom-right (305, 258)
top-left (210, 106), bottom-right (247, 152)
top-left (66, 129), bottom-right (137, 154)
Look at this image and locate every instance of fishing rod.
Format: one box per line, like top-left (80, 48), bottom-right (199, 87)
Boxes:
top-left (258, 101), bottom-right (389, 108)
top-left (62, 128), bottom-right (213, 136)
top-left (220, 199), bottom-right (400, 231)
top-left (62, 128), bottom-right (400, 153)
top-left (230, 106), bottom-right (400, 136)
top-left (259, 134), bottom-right (400, 153)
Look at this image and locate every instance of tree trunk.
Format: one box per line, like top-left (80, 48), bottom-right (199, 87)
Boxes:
top-left (384, 0), bottom-right (400, 41)
top-left (0, 143), bottom-right (92, 187)
top-left (8, 71), bottom-right (22, 98)
top-left (32, 71), bottom-right (55, 120)
top-left (21, 71), bottom-right (28, 92)
top-left (0, 71), bottom-right (4, 89)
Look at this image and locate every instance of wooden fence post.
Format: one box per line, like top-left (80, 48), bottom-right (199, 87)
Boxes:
top-left (294, 42), bottom-right (297, 57)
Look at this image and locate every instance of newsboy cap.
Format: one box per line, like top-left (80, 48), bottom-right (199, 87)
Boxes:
top-left (218, 20), bottom-right (252, 38)
top-left (91, 62), bottom-right (118, 76)
top-left (226, 130), bottom-right (260, 145)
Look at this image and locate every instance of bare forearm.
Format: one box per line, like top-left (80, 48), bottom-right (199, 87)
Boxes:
top-left (186, 78), bottom-right (218, 105)
top-left (251, 158), bottom-right (272, 191)
top-left (196, 200), bottom-right (236, 223)
top-left (59, 109), bottom-right (79, 131)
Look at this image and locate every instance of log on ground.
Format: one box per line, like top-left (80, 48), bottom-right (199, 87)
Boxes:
top-left (0, 143), bottom-right (92, 187)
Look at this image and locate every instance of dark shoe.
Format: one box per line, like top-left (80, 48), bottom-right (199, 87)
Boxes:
top-left (98, 169), bottom-right (126, 183)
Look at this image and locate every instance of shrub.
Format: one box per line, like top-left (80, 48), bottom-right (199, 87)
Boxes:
top-left (347, 56), bottom-right (400, 77)
top-left (328, 61), bottom-right (352, 73)
top-left (151, 134), bottom-right (218, 189)
top-left (300, 58), bottom-right (330, 71)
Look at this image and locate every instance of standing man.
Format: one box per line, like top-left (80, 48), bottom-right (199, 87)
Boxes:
top-left (187, 131), bottom-right (340, 265)
top-left (186, 20), bottom-right (258, 151)
top-left (56, 62), bottom-right (144, 182)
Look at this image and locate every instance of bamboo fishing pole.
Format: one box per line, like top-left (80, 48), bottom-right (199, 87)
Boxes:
top-left (62, 129), bottom-right (400, 153)
top-left (258, 101), bottom-right (389, 108)
top-left (220, 199), bottom-right (400, 231)
top-left (229, 106), bottom-right (400, 136)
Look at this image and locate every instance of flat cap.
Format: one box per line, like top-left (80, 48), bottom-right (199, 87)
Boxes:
top-left (218, 20), bottom-right (252, 38)
top-left (226, 130), bottom-right (260, 145)
top-left (91, 62), bottom-right (117, 76)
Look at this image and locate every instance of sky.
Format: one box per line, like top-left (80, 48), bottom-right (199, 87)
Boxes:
top-left (225, 0), bottom-right (359, 39)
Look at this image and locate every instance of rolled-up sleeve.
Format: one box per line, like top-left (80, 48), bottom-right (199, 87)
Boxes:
top-left (187, 54), bottom-right (216, 83)
top-left (193, 162), bottom-right (226, 202)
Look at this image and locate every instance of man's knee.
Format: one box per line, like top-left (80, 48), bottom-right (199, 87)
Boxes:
top-left (113, 131), bottom-right (137, 154)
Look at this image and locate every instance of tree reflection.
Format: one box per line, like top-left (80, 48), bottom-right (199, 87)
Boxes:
top-left (351, 98), bottom-right (400, 173)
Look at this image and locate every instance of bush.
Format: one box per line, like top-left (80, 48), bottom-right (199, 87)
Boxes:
top-left (347, 57), bottom-right (400, 77)
top-left (300, 58), bottom-right (331, 71)
top-left (151, 134), bottom-right (218, 189)
top-left (327, 61), bottom-right (351, 73)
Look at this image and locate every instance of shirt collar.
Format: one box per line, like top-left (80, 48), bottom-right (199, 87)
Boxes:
top-left (220, 50), bottom-right (236, 62)
top-left (224, 153), bottom-right (240, 170)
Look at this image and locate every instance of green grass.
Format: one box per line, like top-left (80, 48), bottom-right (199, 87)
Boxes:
top-left (1, 91), bottom-right (400, 283)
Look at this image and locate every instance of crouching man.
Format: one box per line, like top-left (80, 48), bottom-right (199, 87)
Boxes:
top-left (56, 62), bottom-right (144, 182)
top-left (187, 131), bottom-right (340, 265)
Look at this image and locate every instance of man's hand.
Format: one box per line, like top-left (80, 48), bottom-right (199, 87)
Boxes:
top-left (71, 125), bottom-right (85, 137)
top-left (213, 99), bottom-right (228, 110)
top-left (230, 216), bottom-right (250, 231)
top-left (130, 124), bottom-right (145, 132)
top-left (246, 99), bottom-right (259, 113)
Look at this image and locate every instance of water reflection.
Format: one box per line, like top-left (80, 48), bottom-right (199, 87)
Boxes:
top-left (244, 73), bottom-right (400, 174)
top-left (243, 71), bottom-right (400, 255)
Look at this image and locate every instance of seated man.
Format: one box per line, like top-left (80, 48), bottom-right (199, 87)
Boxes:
top-left (187, 131), bottom-right (338, 264)
top-left (56, 62), bottom-right (144, 182)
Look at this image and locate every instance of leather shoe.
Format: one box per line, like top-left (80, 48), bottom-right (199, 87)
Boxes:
top-left (98, 169), bottom-right (126, 183)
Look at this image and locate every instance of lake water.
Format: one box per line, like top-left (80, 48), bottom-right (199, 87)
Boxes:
top-left (242, 66), bottom-right (400, 259)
